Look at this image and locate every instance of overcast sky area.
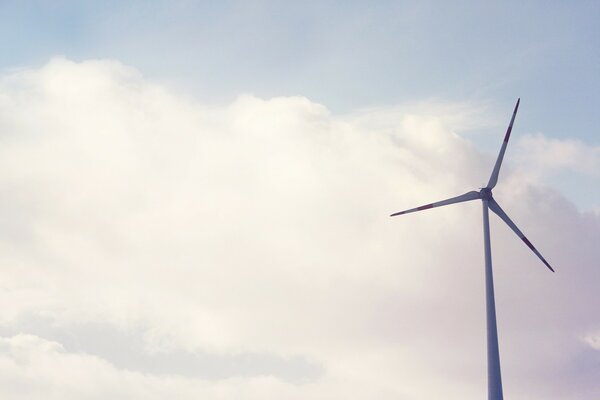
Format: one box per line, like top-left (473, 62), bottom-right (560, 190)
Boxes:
top-left (0, 1), bottom-right (598, 399)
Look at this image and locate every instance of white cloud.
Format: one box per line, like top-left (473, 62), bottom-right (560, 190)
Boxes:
top-left (0, 58), bottom-right (598, 399)
top-left (512, 133), bottom-right (600, 211)
top-left (582, 331), bottom-right (600, 351)
top-left (516, 133), bottom-right (600, 176)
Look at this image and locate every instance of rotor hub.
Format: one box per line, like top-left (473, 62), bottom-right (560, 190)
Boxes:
top-left (480, 188), bottom-right (493, 200)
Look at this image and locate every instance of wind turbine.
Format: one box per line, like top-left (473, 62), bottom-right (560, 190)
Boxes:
top-left (390, 99), bottom-right (554, 400)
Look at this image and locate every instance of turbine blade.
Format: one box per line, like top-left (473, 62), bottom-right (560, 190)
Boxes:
top-left (486, 98), bottom-right (520, 189)
top-left (488, 198), bottom-right (554, 272)
top-left (390, 190), bottom-right (481, 217)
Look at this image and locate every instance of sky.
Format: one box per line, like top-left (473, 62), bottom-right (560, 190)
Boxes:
top-left (0, 1), bottom-right (598, 399)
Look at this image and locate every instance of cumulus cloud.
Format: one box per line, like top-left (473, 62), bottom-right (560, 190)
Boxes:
top-left (582, 331), bottom-right (600, 351)
top-left (512, 133), bottom-right (600, 212)
top-left (0, 58), bottom-right (598, 399)
top-left (516, 133), bottom-right (600, 176)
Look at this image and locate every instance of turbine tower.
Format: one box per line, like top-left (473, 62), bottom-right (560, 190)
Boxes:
top-left (390, 99), bottom-right (554, 400)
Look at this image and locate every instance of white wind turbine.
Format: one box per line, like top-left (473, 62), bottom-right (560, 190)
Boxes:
top-left (390, 99), bottom-right (554, 400)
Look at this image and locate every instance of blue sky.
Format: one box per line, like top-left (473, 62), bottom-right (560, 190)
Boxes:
top-left (0, 2), bottom-right (598, 399)
top-left (2, 1), bottom-right (598, 208)
top-left (2, 0), bottom-right (598, 135)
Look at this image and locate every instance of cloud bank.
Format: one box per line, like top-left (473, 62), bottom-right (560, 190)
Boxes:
top-left (0, 58), bottom-right (598, 399)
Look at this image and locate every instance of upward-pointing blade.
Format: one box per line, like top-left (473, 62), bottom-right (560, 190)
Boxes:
top-left (487, 198), bottom-right (555, 272)
top-left (390, 190), bottom-right (481, 217)
top-left (486, 98), bottom-right (520, 189)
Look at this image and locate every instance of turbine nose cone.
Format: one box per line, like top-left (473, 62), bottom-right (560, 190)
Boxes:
top-left (480, 188), bottom-right (493, 200)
